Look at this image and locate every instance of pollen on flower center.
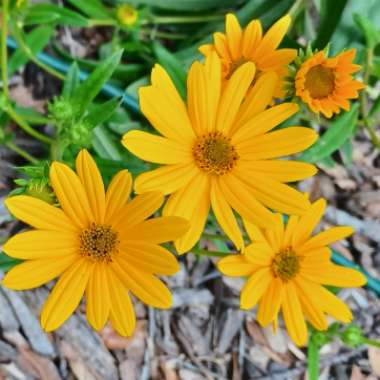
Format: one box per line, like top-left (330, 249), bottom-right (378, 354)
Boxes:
top-left (80, 223), bottom-right (119, 262)
top-left (192, 131), bottom-right (239, 175)
top-left (271, 247), bottom-right (300, 281)
top-left (304, 65), bottom-right (335, 99)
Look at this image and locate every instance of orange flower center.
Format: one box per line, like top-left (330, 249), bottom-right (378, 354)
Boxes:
top-left (271, 247), bottom-right (300, 281)
top-left (80, 223), bottom-right (119, 262)
top-left (304, 65), bottom-right (335, 99)
top-left (193, 131), bottom-right (239, 175)
top-left (227, 57), bottom-right (250, 79)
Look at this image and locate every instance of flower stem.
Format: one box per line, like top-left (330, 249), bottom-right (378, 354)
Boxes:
top-left (5, 141), bottom-right (38, 164)
top-left (363, 338), bottom-right (380, 349)
top-left (307, 336), bottom-right (320, 380)
top-left (88, 18), bottom-right (117, 27)
top-left (147, 14), bottom-right (224, 25)
top-left (1, 0), bottom-right (9, 98)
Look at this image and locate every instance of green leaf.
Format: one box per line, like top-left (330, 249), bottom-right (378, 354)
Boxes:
top-left (354, 13), bottom-right (380, 49)
top-left (85, 98), bottom-right (122, 128)
top-left (0, 252), bottom-right (21, 272)
top-left (8, 26), bottom-right (54, 75)
top-left (130, 0), bottom-right (236, 11)
top-left (92, 125), bottom-right (122, 161)
top-left (153, 42), bottom-right (187, 99)
top-left (65, 0), bottom-right (111, 19)
top-left (299, 104), bottom-right (359, 163)
top-left (71, 50), bottom-right (123, 118)
top-left (369, 94), bottom-right (380, 117)
top-left (313, 0), bottom-right (348, 49)
top-left (62, 63), bottom-right (81, 99)
top-left (24, 4), bottom-right (89, 27)
top-left (340, 139), bottom-right (354, 167)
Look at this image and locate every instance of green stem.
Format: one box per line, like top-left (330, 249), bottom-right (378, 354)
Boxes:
top-left (88, 18), bottom-right (117, 27)
top-left (141, 28), bottom-right (187, 40)
top-left (1, 0), bottom-right (9, 98)
top-left (5, 141), bottom-right (38, 164)
top-left (11, 21), bottom-right (65, 81)
top-left (192, 247), bottom-right (230, 258)
top-left (288, 0), bottom-right (307, 21)
top-left (147, 14), bottom-right (224, 25)
top-left (363, 338), bottom-right (380, 349)
top-left (307, 336), bottom-right (320, 380)
top-left (6, 105), bottom-right (53, 144)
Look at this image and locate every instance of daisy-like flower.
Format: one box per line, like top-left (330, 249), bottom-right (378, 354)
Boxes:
top-left (2, 150), bottom-right (189, 336)
top-left (294, 49), bottom-right (365, 118)
top-left (198, 13), bottom-right (296, 97)
top-left (122, 53), bottom-right (318, 254)
top-left (217, 198), bottom-right (367, 346)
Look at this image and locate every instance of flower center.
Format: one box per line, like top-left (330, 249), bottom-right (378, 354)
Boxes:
top-left (192, 131), bottom-right (239, 175)
top-left (304, 65), bottom-right (335, 99)
top-left (271, 247), bottom-right (300, 281)
top-left (227, 57), bottom-right (250, 79)
top-left (80, 223), bottom-right (119, 262)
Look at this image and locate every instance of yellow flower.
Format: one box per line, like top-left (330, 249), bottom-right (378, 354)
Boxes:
top-left (122, 53), bottom-right (318, 254)
top-left (295, 49), bottom-right (365, 118)
top-left (116, 4), bottom-right (138, 27)
top-left (198, 13), bottom-right (296, 97)
top-left (217, 199), bottom-right (367, 346)
top-left (2, 150), bottom-right (188, 336)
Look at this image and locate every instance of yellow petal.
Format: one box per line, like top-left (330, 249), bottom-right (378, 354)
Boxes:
top-left (134, 164), bottom-right (198, 195)
top-left (139, 64), bottom-right (194, 142)
top-left (118, 241), bottom-right (179, 275)
top-left (258, 48), bottom-right (297, 71)
top-left (86, 263), bottom-right (110, 331)
top-left (105, 170), bottom-right (132, 224)
top-left (108, 272), bottom-right (136, 337)
top-left (244, 242), bottom-right (273, 266)
top-left (50, 162), bottom-right (94, 229)
top-left (213, 32), bottom-right (230, 60)
top-left (121, 216), bottom-right (189, 245)
top-left (198, 43), bottom-right (213, 56)
top-left (300, 226), bottom-right (354, 251)
top-left (218, 174), bottom-right (276, 228)
top-left (243, 220), bottom-right (267, 244)
top-left (232, 71), bottom-right (278, 132)
top-left (113, 191), bottom-right (164, 230)
top-left (210, 178), bottom-right (243, 250)
top-left (292, 199), bottom-right (326, 248)
top-left (217, 254), bottom-right (255, 277)
top-left (3, 230), bottom-right (78, 259)
top-left (122, 130), bottom-right (192, 164)
top-left (240, 268), bottom-right (272, 309)
top-left (300, 247), bottom-right (331, 265)
top-left (5, 195), bottom-right (77, 232)
top-left (264, 213), bottom-right (284, 252)
top-left (41, 259), bottom-right (90, 331)
top-left (111, 260), bottom-right (172, 308)
top-left (283, 215), bottom-right (299, 248)
top-left (163, 172), bottom-right (210, 254)
top-left (2, 255), bottom-right (77, 290)
top-left (231, 103), bottom-right (299, 145)
top-left (281, 282), bottom-right (308, 346)
top-left (242, 19), bottom-right (262, 58)
top-left (75, 149), bottom-right (106, 224)
top-left (254, 15), bottom-right (291, 58)
top-left (225, 13), bottom-right (242, 61)
top-left (257, 277), bottom-right (283, 326)
top-left (217, 62), bottom-right (255, 134)
top-left (237, 127), bottom-right (318, 160)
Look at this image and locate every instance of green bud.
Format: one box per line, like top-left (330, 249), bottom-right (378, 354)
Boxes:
top-left (69, 120), bottom-right (93, 147)
top-left (340, 325), bottom-right (364, 347)
top-left (312, 331), bottom-right (331, 347)
top-left (49, 97), bottom-right (74, 124)
top-left (26, 180), bottom-right (56, 205)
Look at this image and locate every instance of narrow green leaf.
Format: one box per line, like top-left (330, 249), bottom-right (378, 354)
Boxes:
top-left (340, 139), bottom-right (354, 167)
top-left (8, 26), bottom-right (54, 75)
top-left (299, 104), bottom-right (359, 163)
top-left (62, 63), bottom-right (80, 99)
top-left (23, 10), bottom-right (60, 25)
top-left (153, 42), bottom-right (186, 99)
top-left (0, 252), bottom-right (21, 272)
top-left (130, 0), bottom-right (236, 11)
top-left (369, 95), bottom-right (380, 117)
top-left (71, 50), bottom-right (123, 118)
top-left (92, 125), bottom-right (122, 161)
top-left (85, 98), bottom-right (122, 128)
top-left (354, 13), bottom-right (380, 49)
top-left (66, 0), bottom-right (111, 19)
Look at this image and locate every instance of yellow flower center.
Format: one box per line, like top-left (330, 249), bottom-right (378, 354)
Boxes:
top-left (271, 247), bottom-right (300, 281)
top-left (227, 57), bottom-right (250, 79)
top-left (116, 4), bottom-right (138, 27)
top-left (304, 65), bottom-right (335, 99)
top-left (80, 223), bottom-right (119, 262)
top-left (193, 131), bottom-right (239, 175)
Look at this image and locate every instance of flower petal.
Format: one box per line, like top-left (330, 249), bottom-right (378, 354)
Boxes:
top-left (210, 178), bottom-right (244, 250)
top-left (257, 277), bottom-right (283, 327)
top-left (86, 263), bottom-right (110, 331)
top-left (50, 162), bottom-right (93, 229)
top-left (122, 130), bottom-right (192, 164)
top-left (240, 268), bottom-right (272, 309)
top-left (225, 13), bottom-right (242, 60)
top-left (217, 254), bottom-right (255, 277)
top-left (242, 19), bottom-right (262, 58)
top-left (5, 196), bottom-right (77, 232)
top-left (3, 230), bottom-right (78, 259)
top-left (118, 241), bottom-right (179, 275)
top-left (134, 164), bottom-right (198, 195)
top-left (105, 170), bottom-right (132, 224)
top-left (76, 149), bottom-right (106, 224)
top-left (258, 48), bottom-right (297, 71)
top-left (2, 255), bottom-right (77, 290)
top-left (244, 242), bottom-right (273, 266)
top-left (41, 259), bottom-right (90, 331)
